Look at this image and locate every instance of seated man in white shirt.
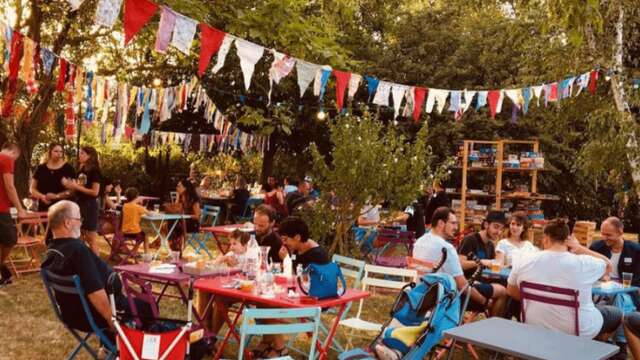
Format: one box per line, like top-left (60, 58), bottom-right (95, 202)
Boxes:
top-left (358, 202), bottom-right (380, 227)
top-left (506, 218), bottom-right (622, 339)
top-left (413, 207), bottom-right (491, 311)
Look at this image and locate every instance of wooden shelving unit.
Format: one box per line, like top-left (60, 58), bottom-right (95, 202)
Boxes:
top-left (455, 139), bottom-right (555, 232)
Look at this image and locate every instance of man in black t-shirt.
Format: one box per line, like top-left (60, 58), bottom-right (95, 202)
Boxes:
top-left (42, 200), bottom-right (148, 335)
top-left (277, 217), bottom-right (329, 270)
top-left (253, 204), bottom-right (283, 264)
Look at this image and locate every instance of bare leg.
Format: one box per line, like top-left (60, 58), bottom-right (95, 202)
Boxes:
top-left (625, 323), bottom-right (640, 359)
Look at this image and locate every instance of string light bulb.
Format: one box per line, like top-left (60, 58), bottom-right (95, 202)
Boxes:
top-left (316, 110), bottom-right (326, 120)
top-left (152, 78), bottom-right (162, 87)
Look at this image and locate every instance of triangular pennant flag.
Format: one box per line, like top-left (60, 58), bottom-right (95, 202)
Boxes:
top-left (588, 70), bottom-right (598, 95)
top-left (475, 91), bottom-right (488, 110)
top-left (372, 80), bottom-right (391, 107)
top-left (532, 85), bottom-right (544, 106)
top-left (171, 13), bottom-right (198, 55)
top-left (425, 89), bottom-right (449, 114)
top-left (413, 87), bottom-right (427, 122)
top-left (522, 87), bottom-right (532, 114)
top-left (504, 89), bottom-right (523, 109)
top-left (365, 76), bottom-right (379, 102)
top-left (487, 90), bottom-right (502, 119)
top-left (67, 0), bottom-right (85, 10)
top-left (402, 87), bottom-right (415, 118)
top-left (235, 39), bottom-right (265, 91)
top-left (268, 50), bottom-right (295, 102)
top-left (348, 74), bottom-right (362, 99)
top-left (391, 84), bottom-right (407, 118)
top-left (316, 66), bottom-right (332, 101)
top-left (296, 60), bottom-right (320, 98)
top-left (95, 0), bottom-right (123, 28)
top-left (155, 6), bottom-right (177, 53)
top-left (124, 0), bottom-right (158, 45)
top-left (211, 35), bottom-right (233, 73)
top-left (574, 73), bottom-right (590, 96)
top-left (558, 77), bottom-right (575, 100)
top-left (448, 91), bottom-right (461, 112)
top-left (333, 70), bottom-right (351, 111)
top-left (544, 83), bottom-right (558, 105)
top-left (84, 71), bottom-right (94, 121)
top-left (40, 48), bottom-right (55, 75)
top-left (463, 90), bottom-right (476, 112)
top-left (2, 31), bottom-right (22, 117)
top-left (56, 58), bottom-right (68, 91)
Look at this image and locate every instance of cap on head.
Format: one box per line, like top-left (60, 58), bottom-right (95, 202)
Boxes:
top-left (486, 211), bottom-right (507, 225)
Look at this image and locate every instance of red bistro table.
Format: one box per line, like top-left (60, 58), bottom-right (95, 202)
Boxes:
top-left (114, 263), bottom-right (239, 336)
top-left (194, 276), bottom-right (370, 360)
top-left (200, 224), bottom-right (255, 253)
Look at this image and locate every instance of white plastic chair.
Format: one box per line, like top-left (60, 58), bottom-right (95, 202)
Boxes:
top-left (339, 264), bottom-right (418, 348)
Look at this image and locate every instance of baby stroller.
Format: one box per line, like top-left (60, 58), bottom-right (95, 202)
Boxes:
top-left (339, 250), bottom-right (485, 360)
top-left (110, 279), bottom-right (195, 360)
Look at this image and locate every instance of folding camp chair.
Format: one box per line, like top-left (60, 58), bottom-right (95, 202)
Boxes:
top-left (8, 214), bottom-right (48, 277)
top-left (41, 268), bottom-right (118, 360)
top-left (236, 197), bottom-right (263, 223)
top-left (185, 205), bottom-right (221, 258)
top-left (239, 307), bottom-right (322, 360)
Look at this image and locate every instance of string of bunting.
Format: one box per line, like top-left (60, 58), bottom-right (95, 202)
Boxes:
top-left (150, 129), bottom-right (269, 155)
top-left (84, 0), bottom-right (606, 123)
top-left (0, 19), bottom-right (269, 155)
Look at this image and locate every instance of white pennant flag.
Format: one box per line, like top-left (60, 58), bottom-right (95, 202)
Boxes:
top-left (95, 0), bottom-right (123, 28)
top-left (504, 89), bottom-right (523, 109)
top-left (425, 89), bottom-right (449, 114)
top-left (372, 81), bottom-right (392, 107)
top-left (171, 14), bottom-right (198, 55)
top-left (532, 85), bottom-right (544, 106)
top-left (296, 60), bottom-right (321, 98)
top-left (463, 90), bottom-right (477, 112)
top-left (235, 39), bottom-right (265, 91)
top-left (313, 65), bottom-right (332, 96)
top-left (391, 84), bottom-right (408, 118)
top-left (212, 35), bottom-right (234, 73)
top-left (268, 51), bottom-right (296, 102)
top-left (348, 74), bottom-right (362, 99)
top-left (403, 87), bottom-right (415, 118)
top-left (67, 0), bottom-right (85, 10)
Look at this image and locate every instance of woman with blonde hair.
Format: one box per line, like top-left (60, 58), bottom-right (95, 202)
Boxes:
top-left (30, 143), bottom-right (75, 211)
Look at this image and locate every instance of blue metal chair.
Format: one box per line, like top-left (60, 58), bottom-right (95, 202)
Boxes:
top-left (236, 197), bottom-right (263, 223)
top-left (238, 307), bottom-right (322, 360)
top-left (185, 205), bottom-right (221, 258)
top-left (41, 268), bottom-right (117, 360)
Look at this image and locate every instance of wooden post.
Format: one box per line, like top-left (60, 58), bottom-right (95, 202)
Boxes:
top-left (496, 141), bottom-right (503, 210)
top-left (460, 141), bottom-right (469, 232)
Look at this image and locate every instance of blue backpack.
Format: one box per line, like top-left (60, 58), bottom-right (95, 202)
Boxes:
top-left (298, 262), bottom-right (347, 299)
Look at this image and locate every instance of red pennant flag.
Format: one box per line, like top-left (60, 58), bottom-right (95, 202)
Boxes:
top-left (2, 32), bottom-right (24, 118)
top-left (413, 87), bottom-right (427, 122)
top-left (124, 0), bottom-right (159, 45)
top-left (588, 70), bottom-right (598, 95)
top-left (198, 24), bottom-right (226, 76)
top-left (333, 70), bottom-right (351, 111)
top-left (56, 58), bottom-right (68, 91)
top-left (546, 82), bottom-right (558, 102)
top-left (487, 90), bottom-right (501, 119)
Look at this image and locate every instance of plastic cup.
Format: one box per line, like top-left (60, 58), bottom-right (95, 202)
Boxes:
top-left (623, 272), bottom-right (633, 288)
top-left (154, 204), bottom-right (160, 213)
top-left (491, 259), bottom-right (502, 273)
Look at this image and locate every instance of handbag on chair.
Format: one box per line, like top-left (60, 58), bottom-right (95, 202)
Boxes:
top-left (297, 262), bottom-right (347, 299)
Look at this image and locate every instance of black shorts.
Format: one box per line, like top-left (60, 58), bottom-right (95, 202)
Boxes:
top-left (467, 282), bottom-right (495, 312)
top-left (0, 213), bottom-right (17, 247)
top-left (596, 304), bottom-right (622, 336)
top-left (624, 312), bottom-right (640, 338)
top-left (78, 198), bottom-right (99, 232)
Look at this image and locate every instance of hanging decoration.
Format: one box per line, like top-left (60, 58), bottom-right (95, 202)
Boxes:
top-left (198, 24), bottom-right (226, 76)
top-left (95, 0), bottom-right (124, 28)
top-left (123, 0), bottom-right (158, 45)
top-left (235, 39), bottom-right (265, 91)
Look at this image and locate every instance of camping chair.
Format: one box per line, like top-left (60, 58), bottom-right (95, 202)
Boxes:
top-left (41, 268), bottom-right (117, 360)
top-left (236, 197), bottom-right (264, 223)
top-left (185, 205), bottom-right (221, 258)
top-left (520, 281), bottom-right (580, 336)
top-left (372, 229), bottom-right (415, 268)
top-left (339, 264), bottom-right (418, 349)
top-left (238, 307), bottom-right (322, 360)
top-left (109, 214), bottom-right (145, 265)
top-left (7, 215), bottom-right (48, 277)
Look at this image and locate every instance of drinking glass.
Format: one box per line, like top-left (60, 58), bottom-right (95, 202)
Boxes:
top-left (623, 272), bottom-right (633, 288)
top-left (22, 198), bottom-right (33, 211)
top-left (491, 259), bottom-right (502, 273)
top-left (154, 204), bottom-right (160, 213)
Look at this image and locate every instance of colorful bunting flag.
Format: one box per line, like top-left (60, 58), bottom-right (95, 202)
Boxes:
top-left (475, 91), bottom-right (488, 110)
top-left (2, 31), bottom-right (22, 117)
top-left (66, 0), bottom-right (85, 10)
top-left (487, 90), bottom-right (502, 119)
top-left (391, 84), bottom-right (407, 118)
top-left (268, 50), bottom-right (296, 102)
top-left (155, 6), bottom-right (177, 53)
top-left (333, 70), bottom-right (351, 111)
top-left (522, 87), bottom-right (532, 114)
top-left (365, 76), bottom-right (379, 102)
top-left (211, 35), bottom-right (233, 73)
top-left (95, 0), bottom-right (123, 28)
top-left (235, 39), bottom-right (265, 91)
top-left (123, 0), bottom-right (158, 46)
top-left (315, 66), bottom-right (332, 101)
top-left (348, 74), bottom-right (362, 99)
top-left (462, 90), bottom-right (476, 112)
top-left (412, 87), bottom-right (427, 122)
top-left (372, 81), bottom-right (391, 107)
top-left (588, 70), bottom-right (598, 95)
top-left (425, 89), bottom-right (448, 114)
top-left (296, 60), bottom-right (320, 98)
top-left (171, 13), bottom-right (197, 55)
top-left (198, 24), bottom-right (225, 76)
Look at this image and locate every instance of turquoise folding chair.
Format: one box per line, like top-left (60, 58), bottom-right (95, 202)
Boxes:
top-left (41, 268), bottom-right (117, 360)
top-left (236, 197), bottom-right (264, 223)
top-left (185, 205), bottom-right (221, 258)
top-left (238, 307), bottom-right (322, 360)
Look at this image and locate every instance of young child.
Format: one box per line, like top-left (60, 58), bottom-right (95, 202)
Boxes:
top-left (214, 229), bottom-right (249, 267)
top-left (121, 187), bottom-right (151, 252)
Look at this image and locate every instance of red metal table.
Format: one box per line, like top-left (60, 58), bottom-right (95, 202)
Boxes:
top-left (194, 276), bottom-right (370, 360)
top-left (200, 224), bottom-right (255, 253)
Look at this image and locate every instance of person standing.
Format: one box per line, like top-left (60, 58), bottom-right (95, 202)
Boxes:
top-left (30, 143), bottom-right (75, 212)
top-left (0, 142), bottom-right (27, 286)
top-left (62, 146), bottom-right (102, 255)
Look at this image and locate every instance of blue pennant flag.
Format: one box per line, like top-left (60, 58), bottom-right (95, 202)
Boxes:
top-left (318, 68), bottom-right (332, 102)
top-left (84, 71), bottom-right (94, 121)
top-left (365, 76), bottom-right (379, 102)
top-left (522, 87), bottom-right (532, 114)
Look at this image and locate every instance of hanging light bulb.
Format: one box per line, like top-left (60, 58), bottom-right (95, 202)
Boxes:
top-left (152, 78), bottom-right (162, 87)
top-left (317, 110), bottom-right (326, 120)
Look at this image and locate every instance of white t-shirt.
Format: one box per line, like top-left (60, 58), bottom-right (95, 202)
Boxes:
top-left (360, 204), bottom-right (380, 223)
top-left (413, 232), bottom-right (463, 278)
top-left (496, 239), bottom-right (538, 265)
top-left (610, 252), bottom-right (621, 279)
top-left (507, 251), bottom-right (606, 338)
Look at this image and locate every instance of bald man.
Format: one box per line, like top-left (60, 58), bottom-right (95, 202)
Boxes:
top-left (590, 217), bottom-right (640, 285)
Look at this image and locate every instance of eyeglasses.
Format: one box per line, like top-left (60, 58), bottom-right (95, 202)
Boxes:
top-left (69, 216), bottom-right (83, 222)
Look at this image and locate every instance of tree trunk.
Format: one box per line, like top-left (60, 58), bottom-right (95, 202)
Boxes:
top-left (260, 131), bottom-right (278, 185)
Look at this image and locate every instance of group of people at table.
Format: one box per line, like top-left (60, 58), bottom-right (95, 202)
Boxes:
top-left (413, 206), bottom-right (640, 359)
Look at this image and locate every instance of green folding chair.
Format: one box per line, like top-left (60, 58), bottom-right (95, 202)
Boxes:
top-left (238, 307), bottom-right (322, 360)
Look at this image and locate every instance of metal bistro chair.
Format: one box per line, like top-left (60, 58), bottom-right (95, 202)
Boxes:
top-left (238, 307), bottom-right (322, 360)
top-left (185, 205), bottom-right (221, 258)
top-left (41, 268), bottom-right (117, 359)
top-left (236, 197), bottom-right (263, 223)
top-left (372, 228), bottom-right (416, 268)
top-left (520, 281), bottom-right (580, 336)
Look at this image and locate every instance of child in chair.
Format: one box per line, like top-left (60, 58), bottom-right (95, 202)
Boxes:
top-left (121, 187), bottom-right (151, 252)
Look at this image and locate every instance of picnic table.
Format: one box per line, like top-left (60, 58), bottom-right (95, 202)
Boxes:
top-left (443, 317), bottom-right (619, 360)
top-left (200, 223), bottom-right (255, 253)
top-left (114, 262), bottom-right (239, 336)
top-left (194, 276), bottom-right (370, 360)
